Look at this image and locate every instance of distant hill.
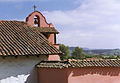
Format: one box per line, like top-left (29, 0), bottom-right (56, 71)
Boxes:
top-left (69, 47), bottom-right (120, 56)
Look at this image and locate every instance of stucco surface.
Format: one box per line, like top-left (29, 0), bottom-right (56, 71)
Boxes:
top-left (0, 55), bottom-right (47, 83)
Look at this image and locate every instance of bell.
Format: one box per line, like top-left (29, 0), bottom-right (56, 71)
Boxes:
top-left (34, 18), bottom-right (39, 24)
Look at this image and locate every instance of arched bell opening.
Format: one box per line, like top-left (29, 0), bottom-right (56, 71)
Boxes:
top-left (34, 15), bottom-right (40, 27)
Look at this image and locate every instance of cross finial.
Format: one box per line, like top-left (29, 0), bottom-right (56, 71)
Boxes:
top-left (33, 5), bottom-right (37, 11)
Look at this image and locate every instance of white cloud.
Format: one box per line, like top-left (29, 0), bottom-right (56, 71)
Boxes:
top-left (43, 0), bottom-right (120, 48)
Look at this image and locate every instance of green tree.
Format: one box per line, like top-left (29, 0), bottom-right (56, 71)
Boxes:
top-left (105, 55), bottom-right (116, 59)
top-left (71, 47), bottom-right (83, 59)
top-left (59, 44), bottom-right (69, 60)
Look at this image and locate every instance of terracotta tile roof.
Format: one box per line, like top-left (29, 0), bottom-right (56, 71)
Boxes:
top-left (0, 21), bottom-right (62, 56)
top-left (36, 61), bottom-right (70, 68)
top-left (36, 59), bottom-right (120, 68)
top-left (33, 27), bottom-right (59, 34)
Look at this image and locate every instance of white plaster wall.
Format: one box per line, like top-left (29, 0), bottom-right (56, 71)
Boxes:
top-left (0, 55), bottom-right (47, 83)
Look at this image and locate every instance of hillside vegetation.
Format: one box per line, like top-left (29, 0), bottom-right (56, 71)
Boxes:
top-left (60, 44), bottom-right (120, 60)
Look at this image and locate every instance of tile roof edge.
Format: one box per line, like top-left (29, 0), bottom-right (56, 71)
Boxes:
top-left (36, 59), bottom-right (120, 68)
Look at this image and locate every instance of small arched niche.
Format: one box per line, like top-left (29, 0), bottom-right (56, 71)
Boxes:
top-left (34, 15), bottom-right (40, 27)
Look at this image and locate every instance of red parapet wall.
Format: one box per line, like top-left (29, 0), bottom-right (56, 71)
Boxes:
top-left (48, 55), bottom-right (60, 61)
top-left (38, 67), bottom-right (120, 83)
top-left (48, 44), bottom-right (60, 61)
top-left (53, 44), bottom-right (60, 49)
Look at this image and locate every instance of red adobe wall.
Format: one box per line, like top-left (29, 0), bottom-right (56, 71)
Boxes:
top-left (48, 34), bottom-right (55, 44)
top-left (37, 67), bottom-right (120, 83)
top-left (68, 67), bottom-right (120, 83)
top-left (38, 68), bottom-right (68, 83)
top-left (47, 34), bottom-right (60, 61)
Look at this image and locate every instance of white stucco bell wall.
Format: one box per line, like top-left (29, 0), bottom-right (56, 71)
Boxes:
top-left (0, 55), bottom-right (47, 83)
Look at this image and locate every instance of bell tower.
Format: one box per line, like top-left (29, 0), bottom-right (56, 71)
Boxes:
top-left (26, 7), bottom-right (61, 61)
top-left (25, 7), bottom-right (57, 44)
top-left (26, 11), bottom-right (52, 27)
top-left (26, 5), bottom-right (53, 27)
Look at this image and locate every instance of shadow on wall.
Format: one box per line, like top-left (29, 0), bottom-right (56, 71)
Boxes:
top-left (0, 56), bottom-right (47, 83)
top-left (25, 68), bottom-right (38, 83)
top-left (0, 59), bottom-right (30, 80)
top-left (38, 68), bottom-right (68, 83)
top-left (71, 67), bottom-right (120, 77)
top-left (0, 67), bottom-right (38, 83)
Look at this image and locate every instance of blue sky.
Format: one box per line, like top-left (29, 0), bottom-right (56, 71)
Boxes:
top-left (0, 0), bottom-right (79, 19)
top-left (1, 0), bottom-right (120, 49)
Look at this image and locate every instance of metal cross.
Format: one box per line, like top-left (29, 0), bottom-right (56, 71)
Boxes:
top-left (33, 5), bottom-right (37, 11)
